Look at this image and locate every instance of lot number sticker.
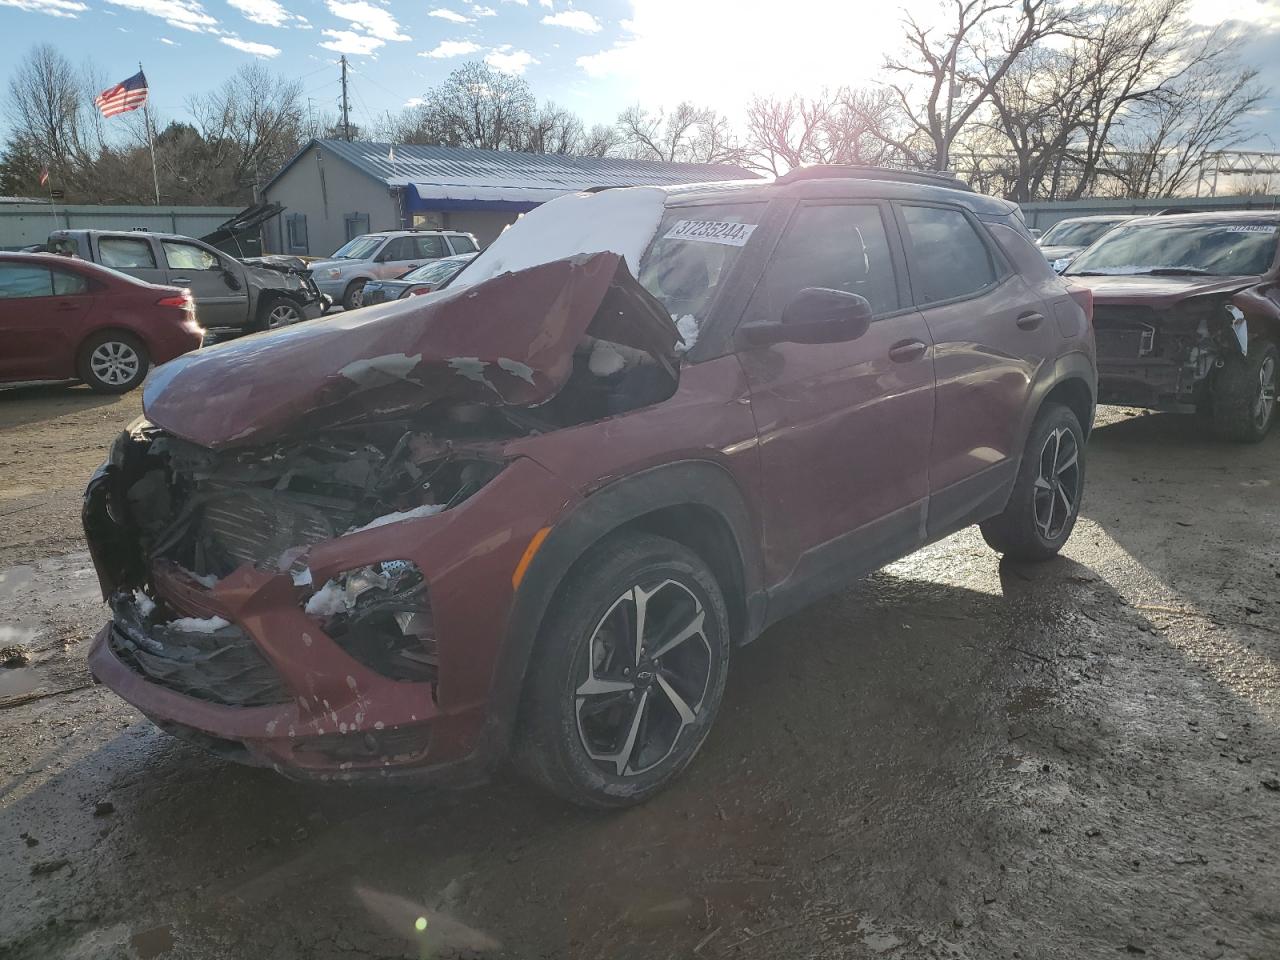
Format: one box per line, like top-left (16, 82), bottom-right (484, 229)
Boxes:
top-left (1226, 224), bottom-right (1277, 233)
top-left (664, 219), bottom-right (758, 246)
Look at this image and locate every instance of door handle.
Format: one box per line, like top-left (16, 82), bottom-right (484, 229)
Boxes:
top-left (55, 301), bottom-right (80, 311)
top-left (888, 339), bottom-right (927, 363)
top-left (1016, 311), bottom-right (1045, 330)
top-left (405, 264), bottom-right (419, 269)
top-left (170, 277), bottom-right (191, 284)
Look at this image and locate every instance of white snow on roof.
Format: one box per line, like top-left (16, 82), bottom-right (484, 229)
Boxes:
top-left (450, 186), bottom-right (667, 290)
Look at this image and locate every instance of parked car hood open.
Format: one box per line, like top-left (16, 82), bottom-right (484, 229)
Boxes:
top-left (142, 251), bottom-right (680, 450)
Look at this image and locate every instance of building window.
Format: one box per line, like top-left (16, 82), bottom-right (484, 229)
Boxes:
top-left (286, 213), bottom-right (309, 254)
top-left (344, 212), bottom-right (370, 242)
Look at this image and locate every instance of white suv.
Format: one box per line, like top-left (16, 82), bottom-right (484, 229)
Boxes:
top-left (311, 230), bottom-right (480, 310)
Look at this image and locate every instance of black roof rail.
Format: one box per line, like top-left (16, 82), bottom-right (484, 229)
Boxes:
top-left (775, 164), bottom-right (974, 192)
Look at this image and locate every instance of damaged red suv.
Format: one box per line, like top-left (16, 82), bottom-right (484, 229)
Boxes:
top-left (1064, 211), bottom-right (1280, 441)
top-left (84, 167), bottom-right (1096, 807)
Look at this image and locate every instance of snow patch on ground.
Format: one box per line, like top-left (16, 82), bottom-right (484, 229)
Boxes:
top-left (346, 503), bottom-right (446, 535)
top-left (165, 615), bottom-right (231, 634)
top-left (450, 187), bottom-right (667, 290)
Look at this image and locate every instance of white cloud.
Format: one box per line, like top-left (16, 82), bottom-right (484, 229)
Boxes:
top-left (471, 4), bottom-right (496, 15)
top-left (104, 0), bottom-right (218, 32)
top-left (159, 35), bottom-right (178, 43)
top-left (0, 0), bottom-right (87, 18)
top-left (538, 0), bottom-right (550, 7)
top-left (421, 39), bottom-right (482, 58)
top-left (576, 0), bottom-right (903, 112)
top-left (541, 9), bottom-right (599, 32)
top-left (319, 27), bottom-right (384, 53)
top-left (501, 0), bottom-right (527, 4)
top-left (220, 34), bottom-right (282, 56)
top-left (485, 47), bottom-right (537, 74)
top-left (227, 0), bottom-right (304, 27)
top-left (326, 0), bottom-right (408, 41)
top-left (429, 7), bottom-right (472, 22)
top-left (404, 96), bottom-right (427, 107)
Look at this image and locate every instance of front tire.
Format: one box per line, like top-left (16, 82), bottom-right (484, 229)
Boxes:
top-left (258, 296), bottom-right (303, 331)
top-left (514, 532), bottom-right (731, 808)
top-left (342, 279), bottom-right (366, 311)
top-left (77, 331), bottom-right (149, 394)
top-left (1212, 339), bottom-right (1277, 443)
top-left (981, 403), bottom-right (1085, 561)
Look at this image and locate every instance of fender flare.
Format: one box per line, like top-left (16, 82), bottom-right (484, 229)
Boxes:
top-left (481, 458), bottom-right (765, 756)
top-left (1017, 349), bottom-right (1097, 447)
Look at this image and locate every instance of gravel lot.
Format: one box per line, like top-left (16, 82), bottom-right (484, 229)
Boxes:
top-left (2, 386), bottom-right (1278, 960)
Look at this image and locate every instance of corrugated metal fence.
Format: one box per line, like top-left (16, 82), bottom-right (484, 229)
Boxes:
top-left (1018, 194), bottom-right (1280, 231)
top-left (0, 203), bottom-right (242, 250)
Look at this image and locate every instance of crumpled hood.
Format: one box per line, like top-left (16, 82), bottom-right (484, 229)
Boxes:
top-left (1066, 273), bottom-right (1257, 308)
top-left (143, 251), bottom-right (679, 450)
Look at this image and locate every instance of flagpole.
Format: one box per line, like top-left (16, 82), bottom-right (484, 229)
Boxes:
top-left (140, 61), bottom-right (160, 205)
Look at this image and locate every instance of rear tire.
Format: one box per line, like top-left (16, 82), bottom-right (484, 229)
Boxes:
top-left (1211, 339), bottom-right (1277, 443)
top-left (513, 532), bottom-right (730, 808)
top-left (77, 331), bottom-right (149, 394)
top-left (341, 279), bottom-right (366, 311)
top-left (980, 403), bottom-right (1085, 561)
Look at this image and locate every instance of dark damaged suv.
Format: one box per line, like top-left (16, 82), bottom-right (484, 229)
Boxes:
top-left (1065, 211), bottom-right (1279, 441)
top-left (84, 167), bottom-right (1096, 807)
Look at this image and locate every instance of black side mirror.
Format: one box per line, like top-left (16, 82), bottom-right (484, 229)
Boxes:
top-left (736, 287), bottom-right (873, 347)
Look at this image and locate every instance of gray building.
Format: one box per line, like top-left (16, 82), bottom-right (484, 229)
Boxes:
top-left (260, 139), bottom-right (756, 257)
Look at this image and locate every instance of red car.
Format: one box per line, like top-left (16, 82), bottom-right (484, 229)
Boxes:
top-left (84, 168), bottom-right (1096, 806)
top-left (0, 252), bottom-right (204, 393)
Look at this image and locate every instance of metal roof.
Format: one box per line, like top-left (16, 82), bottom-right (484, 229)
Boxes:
top-left (265, 139), bottom-right (758, 205)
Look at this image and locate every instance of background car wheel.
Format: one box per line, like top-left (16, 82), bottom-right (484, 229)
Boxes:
top-left (77, 331), bottom-right (149, 394)
top-left (980, 403), bottom-right (1085, 561)
top-left (259, 297), bottom-right (303, 330)
top-left (1212, 339), bottom-right (1277, 443)
top-left (514, 532), bottom-right (731, 809)
top-left (341, 280), bottom-right (366, 311)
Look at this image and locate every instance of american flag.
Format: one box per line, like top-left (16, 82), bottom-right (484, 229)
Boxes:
top-left (95, 70), bottom-right (149, 118)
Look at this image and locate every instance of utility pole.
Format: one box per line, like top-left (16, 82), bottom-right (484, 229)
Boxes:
top-left (339, 55), bottom-right (351, 142)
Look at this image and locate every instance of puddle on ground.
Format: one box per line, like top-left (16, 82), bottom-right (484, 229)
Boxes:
top-left (0, 564), bottom-right (36, 602)
top-left (0, 552), bottom-right (102, 607)
top-left (0, 622), bottom-right (40, 646)
top-left (0, 666), bottom-right (41, 699)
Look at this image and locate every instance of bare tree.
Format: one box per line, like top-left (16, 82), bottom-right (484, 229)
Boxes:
top-left (616, 102), bottom-right (742, 163)
top-left (744, 87), bottom-right (907, 174)
top-left (1106, 35), bottom-right (1266, 197)
top-left (4, 44), bottom-right (98, 195)
top-left (884, 0), bottom-right (1080, 170)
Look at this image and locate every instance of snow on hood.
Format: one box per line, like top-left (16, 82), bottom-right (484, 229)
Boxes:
top-left (142, 251), bottom-right (679, 450)
top-left (450, 186), bottom-right (667, 291)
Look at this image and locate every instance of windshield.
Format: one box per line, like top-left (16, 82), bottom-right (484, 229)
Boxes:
top-left (1040, 219), bottom-right (1124, 247)
top-left (1066, 220), bottom-right (1279, 276)
top-left (330, 235), bottom-right (384, 260)
top-left (403, 257), bottom-right (468, 283)
top-left (637, 203), bottom-right (764, 343)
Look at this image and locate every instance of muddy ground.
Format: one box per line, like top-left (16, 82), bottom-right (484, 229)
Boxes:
top-left (1, 385), bottom-right (1278, 960)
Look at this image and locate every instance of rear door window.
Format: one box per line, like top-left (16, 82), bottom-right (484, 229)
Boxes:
top-left (51, 269), bottom-right (90, 295)
top-left (899, 205), bottom-right (999, 304)
top-left (414, 235), bottom-right (447, 259)
top-left (0, 264), bottom-right (53, 299)
top-left (99, 236), bottom-right (157, 269)
top-left (756, 203), bottom-right (901, 319)
top-left (383, 237), bottom-right (415, 261)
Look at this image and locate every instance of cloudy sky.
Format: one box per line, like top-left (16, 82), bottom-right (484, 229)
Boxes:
top-left (3, 0), bottom-right (1280, 148)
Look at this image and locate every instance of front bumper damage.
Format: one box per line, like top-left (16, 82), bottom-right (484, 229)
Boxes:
top-left (85, 444), bottom-right (577, 781)
top-left (1094, 292), bottom-right (1259, 412)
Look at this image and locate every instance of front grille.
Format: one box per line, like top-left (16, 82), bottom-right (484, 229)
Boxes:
top-left (200, 487), bottom-right (344, 569)
top-left (1094, 305), bottom-right (1160, 360)
top-left (110, 600), bottom-right (290, 707)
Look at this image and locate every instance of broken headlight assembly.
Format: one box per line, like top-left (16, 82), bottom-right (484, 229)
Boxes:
top-left (300, 560), bottom-right (437, 684)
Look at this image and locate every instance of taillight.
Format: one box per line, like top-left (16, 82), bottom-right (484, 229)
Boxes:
top-left (1066, 285), bottom-right (1093, 325)
top-left (156, 294), bottom-right (192, 309)
top-left (407, 286), bottom-right (433, 297)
